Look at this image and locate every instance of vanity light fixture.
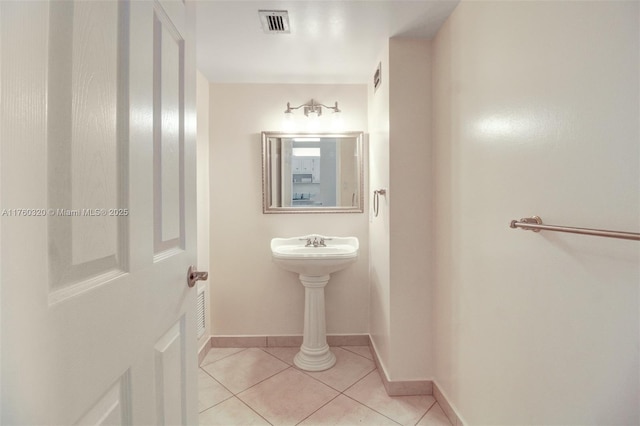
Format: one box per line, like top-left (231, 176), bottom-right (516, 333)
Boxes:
top-left (284, 99), bottom-right (341, 120)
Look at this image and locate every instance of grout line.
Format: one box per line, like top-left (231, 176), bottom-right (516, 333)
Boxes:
top-left (341, 368), bottom-right (378, 394)
top-left (198, 393), bottom-right (235, 415)
top-left (414, 398), bottom-right (438, 425)
top-left (200, 348), bottom-right (289, 396)
top-left (341, 369), bottom-right (434, 426)
top-left (235, 365), bottom-right (292, 397)
top-left (235, 396), bottom-right (274, 425)
top-left (425, 399), bottom-right (438, 413)
top-left (297, 370), bottom-right (345, 394)
top-left (258, 346), bottom-right (294, 366)
top-left (199, 367), bottom-right (236, 397)
top-left (292, 349), bottom-right (376, 394)
top-left (294, 393), bottom-right (342, 426)
top-left (258, 346), bottom-right (376, 395)
top-left (199, 347), bottom-right (248, 368)
top-left (292, 365), bottom-right (400, 426)
top-left (340, 393), bottom-right (403, 426)
top-left (338, 345), bottom-right (375, 362)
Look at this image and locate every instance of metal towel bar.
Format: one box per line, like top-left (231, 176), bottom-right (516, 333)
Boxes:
top-left (373, 189), bottom-right (386, 217)
top-left (510, 216), bottom-right (640, 241)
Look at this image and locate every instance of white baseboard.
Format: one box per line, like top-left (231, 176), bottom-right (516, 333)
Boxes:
top-left (367, 336), bottom-right (433, 396)
top-left (197, 337), bottom-right (212, 366)
top-left (432, 380), bottom-right (464, 426)
top-left (208, 334), bottom-right (370, 348)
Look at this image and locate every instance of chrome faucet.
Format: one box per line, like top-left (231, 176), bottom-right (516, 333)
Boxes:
top-left (309, 237), bottom-right (322, 247)
top-left (300, 236), bottom-right (332, 247)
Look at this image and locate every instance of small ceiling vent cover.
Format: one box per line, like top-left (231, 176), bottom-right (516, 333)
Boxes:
top-left (259, 10), bottom-right (290, 34)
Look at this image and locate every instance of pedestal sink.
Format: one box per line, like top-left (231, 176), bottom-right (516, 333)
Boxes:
top-left (271, 234), bottom-right (359, 371)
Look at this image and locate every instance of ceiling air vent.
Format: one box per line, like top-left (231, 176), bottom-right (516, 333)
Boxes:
top-left (259, 10), bottom-right (290, 34)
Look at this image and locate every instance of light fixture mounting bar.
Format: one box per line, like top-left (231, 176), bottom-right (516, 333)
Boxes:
top-left (284, 99), bottom-right (341, 117)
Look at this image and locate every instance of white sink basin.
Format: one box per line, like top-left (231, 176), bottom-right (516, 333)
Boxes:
top-left (271, 235), bottom-right (359, 276)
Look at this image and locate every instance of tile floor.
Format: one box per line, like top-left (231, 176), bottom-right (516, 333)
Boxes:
top-left (199, 345), bottom-right (452, 426)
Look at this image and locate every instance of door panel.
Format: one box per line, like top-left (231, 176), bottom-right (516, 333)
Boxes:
top-left (154, 2), bottom-right (185, 254)
top-left (47, 0), bottom-right (129, 303)
top-left (0, 1), bottom-right (198, 424)
top-left (75, 372), bottom-right (132, 426)
top-left (154, 318), bottom-right (187, 425)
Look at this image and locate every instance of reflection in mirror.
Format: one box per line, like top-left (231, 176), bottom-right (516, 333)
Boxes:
top-left (262, 132), bottom-right (364, 213)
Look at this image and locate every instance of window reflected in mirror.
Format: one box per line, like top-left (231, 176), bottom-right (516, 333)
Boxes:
top-left (262, 132), bottom-right (364, 213)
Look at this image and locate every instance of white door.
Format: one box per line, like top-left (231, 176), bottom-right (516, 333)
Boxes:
top-left (0, 0), bottom-right (199, 424)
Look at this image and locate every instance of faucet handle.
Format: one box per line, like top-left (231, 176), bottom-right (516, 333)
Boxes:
top-left (319, 237), bottom-right (332, 247)
top-left (299, 237), bottom-right (313, 247)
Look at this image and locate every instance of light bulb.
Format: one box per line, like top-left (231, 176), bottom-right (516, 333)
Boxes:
top-left (306, 111), bottom-right (320, 131)
top-left (282, 111), bottom-right (295, 131)
top-left (331, 110), bottom-right (343, 130)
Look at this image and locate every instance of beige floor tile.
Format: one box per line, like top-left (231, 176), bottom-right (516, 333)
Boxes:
top-left (344, 370), bottom-right (435, 426)
top-left (202, 348), bottom-right (289, 394)
top-left (238, 367), bottom-right (339, 426)
top-left (303, 347), bottom-right (376, 391)
top-left (417, 402), bottom-right (453, 426)
top-left (200, 347), bottom-right (246, 367)
top-left (198, 369), bottom-right (233, 412)
top-left (341, 345), bottom-right (374, 360)
top-left (199, 397), bottom-right (269, 426)
top-left (299, 394), bottom-right (399, 425)
top-left (263, 346), bottom-right (299, 365)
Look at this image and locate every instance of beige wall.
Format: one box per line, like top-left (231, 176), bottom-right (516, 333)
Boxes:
top-left (209, 83), bottom-right (369, 336)
top-left (368, 40), bottom-right (392, 374)
top-left (431, 1), bottom-right (639, 424)
top-left (388, 38), bottom-right (433, 381)
top-left (368, 38), bottom-right (433, 382)
top-left (196, 71), bottom-right (211, 351)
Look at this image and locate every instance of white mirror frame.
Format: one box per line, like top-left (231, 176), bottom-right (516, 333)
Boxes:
top-left (262, 131), bottom-right (364, 214)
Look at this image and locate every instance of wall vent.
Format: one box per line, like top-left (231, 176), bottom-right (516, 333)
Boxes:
top-left (196, 290), bottom-right (206, 338)
top-left (259, 10), bottom-right (290, 34)
top-left (373, 62), bottom-right (382, 93)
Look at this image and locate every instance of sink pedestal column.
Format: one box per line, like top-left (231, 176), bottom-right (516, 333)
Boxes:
top-left (294, 274), bottom-right (336, 371)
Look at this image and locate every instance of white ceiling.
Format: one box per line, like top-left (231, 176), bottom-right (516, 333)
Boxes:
top-left (195, 1), bottom-right (460, 84)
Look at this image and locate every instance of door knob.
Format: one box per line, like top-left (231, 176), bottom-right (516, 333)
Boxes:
top-left (187, 265), bottom-right (208, 288)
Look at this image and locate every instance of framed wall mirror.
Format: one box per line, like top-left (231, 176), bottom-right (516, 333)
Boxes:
top-left (262, 131), bottom-right (364, 214)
